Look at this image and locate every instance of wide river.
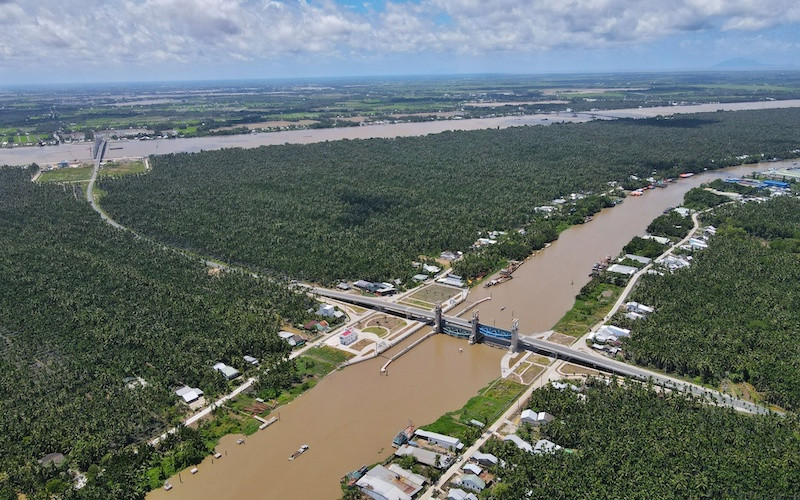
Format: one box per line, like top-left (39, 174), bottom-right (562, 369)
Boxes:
top-left (2, 99), bottom-right (800, 167)
top-left (149, 159), bottom-right (786, 499)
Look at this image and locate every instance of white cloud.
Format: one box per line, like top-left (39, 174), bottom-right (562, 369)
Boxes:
top-left (0, 0), bottom-right (798, 80)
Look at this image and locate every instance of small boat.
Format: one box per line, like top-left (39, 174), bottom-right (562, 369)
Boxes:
top-left (214, 452), bottom-right (222, 459)
top-left (289, 444), bottom-right (309, 460)
top-left (237, 438), bottom-right (245, 445)
top-left (190, 468), bottom-right (198, 475)
top-left (163, 482), bottom-right (173, 491)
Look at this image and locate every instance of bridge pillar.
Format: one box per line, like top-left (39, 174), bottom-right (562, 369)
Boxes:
top-left (510, 318), bottom-right (519, 352)
top-left (434, 301), bottom-right (442, 333)
top-left (469, 310), bottom-right (480, 344)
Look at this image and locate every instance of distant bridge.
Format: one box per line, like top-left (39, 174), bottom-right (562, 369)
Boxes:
top-left (313, 287), bottom-right (770, 415)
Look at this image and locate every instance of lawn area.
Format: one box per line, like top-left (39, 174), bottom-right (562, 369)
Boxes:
top-left (100, 160), bottom-right (146, 178)
top-left (302, 346), bottom-right (353, 367)
top-left (362, 326), bottom-right (389, 337)
top-left (406, 284), bottom-right (461, 305)
top-left (421, 378), bottom-right (525, 445)
top-left (552, 278), bottom-right (623, 336)
top-left (38, 165), bottom-right (94, 183)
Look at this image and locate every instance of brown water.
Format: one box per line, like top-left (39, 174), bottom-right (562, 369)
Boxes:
top-left (4, 99), bottom-right (799, 167)
top-left (149, 160), bottom-right (782, 500)
top-left (149, 330), bottom-right (504, 500)
top-left (459, 162), bottom-right (775, 333)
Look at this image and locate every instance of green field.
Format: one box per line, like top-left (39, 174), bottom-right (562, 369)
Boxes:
top-left (38, 165), bottom-right (94, 183)
top-left (421, 378), bottom-right (525, 445)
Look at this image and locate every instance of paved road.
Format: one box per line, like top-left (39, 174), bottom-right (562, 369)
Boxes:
top-left (85, 139), bottom-right (125, 230)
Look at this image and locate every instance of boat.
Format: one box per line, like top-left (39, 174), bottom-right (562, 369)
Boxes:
top-left (190, 467), bottom-right (198, 474)
top-left (163, 482), bottom-right (173, 491)
top-left (289, 444), bottom-right (309, 460)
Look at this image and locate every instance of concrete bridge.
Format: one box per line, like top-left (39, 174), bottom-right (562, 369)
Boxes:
top-left (313, 287), bottom-right (771, 415)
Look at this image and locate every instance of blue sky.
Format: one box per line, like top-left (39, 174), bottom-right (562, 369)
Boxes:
top-left (0, 0), bottom-right (798, 84)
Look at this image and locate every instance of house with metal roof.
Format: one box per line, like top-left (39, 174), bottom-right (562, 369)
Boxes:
top-left (471, 452), bottom-right (498, 466)
top-left (212, 362), bottom-right (240, 380)
top-left (395, 444), bottom-right (453, 469)
top-left (355, 464), bottom-right (425, 500)
top-left (175, 386), bottom-right (204, 403)
top-left (503, 434), bottom-right (533, 453)
top-left (414, 429), bottom-right (463, 451)
top-left (458, 474), bottom-right (486, 492)
top-left (520, 410), bottom-right (554, 426)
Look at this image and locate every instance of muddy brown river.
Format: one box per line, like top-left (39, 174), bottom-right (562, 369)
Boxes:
top-left (150, 160), bottom-right (779, 499)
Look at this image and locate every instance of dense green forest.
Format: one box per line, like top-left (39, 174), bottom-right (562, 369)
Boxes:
top-left (98, 108), bottom-right (800, 282)
top-left (625, 196), bottom-right (800, 410)
top-left (0, 167), bottom-right (314, 497)
top-left (481, 380), bottom-right (800, 499)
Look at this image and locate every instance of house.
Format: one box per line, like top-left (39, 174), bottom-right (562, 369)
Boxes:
top-left (412, 274), bottom-right (429, 282)
top-left (38, 453), bottom-right (66, 467)
top-left (642, 234), bottom-right (670, 245)
top-left (458, 474), bottom-right (486, 492)
top-left (175, 386), bottom-right (204, 403)
top-left (534, 439), bottom-right (562, 454)
top-left (422, 264), bottom-right (441, 274)
top-left (626, 302), bottom-right (654, 315)
top-left (599, 325), bottom-right (631, 338)
top-left (437, 276), bottom-right (466, 288)
top-left (503, 434), bottom-right (533, 453)
top-left (395, 444), bottom-right (453, 469)
top-left (607, 264), bottom-right (638, 276)
top-left (704, 226), bottom-right (717, 236)
top-left (472, 452), bottom-right (498, 467)
top-left (355, 464), bottom-right (425, 500)
top-left (414, 429), bottom-right (463, 451)
top-left (658, 254), bottom-right (691, 271)
top-left (340, 328), bottom-right (359, 346)
top-left (535, 205), bottom-right (556, 213)
top-left (688, 238), bottom-right (708, 250)
top-left (440, 251), bottom-right (461, 261)
top-left (551, 381), bottom-right (582, 392)
top-left (317, 304), bottom-right (335, 317)
top-left (213, 362), bottom-right (240, 380)
top-left (336, 282), bottom-right (351, 290)
top-left (673, 207), bottom-right (691, 217)
top-left (624, 254), bottom-right (652, 265)
top-left (462, 463), bottom-right (482, 475)
top-left (520, 410), bottom-right (554, 426)
top-left (625, 311), bottom-right (645, 321)
top-left (447, 488), bottom-right (478, 500)
top-left (243, 355), bottom-right (259, 366)
top-left (353, 280), bottom-right (378, 292)
top-left (278, 331), bottom-right (306, 347)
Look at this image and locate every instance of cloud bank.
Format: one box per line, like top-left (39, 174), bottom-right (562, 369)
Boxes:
top-left (0, 0), bottom-right (798, 81)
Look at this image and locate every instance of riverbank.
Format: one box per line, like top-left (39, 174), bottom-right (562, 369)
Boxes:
top-left (3, 99), bottom-right (800, 167)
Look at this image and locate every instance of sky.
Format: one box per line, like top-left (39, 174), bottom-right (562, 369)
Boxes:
top-left (0, 0), bottom-right (799, 84)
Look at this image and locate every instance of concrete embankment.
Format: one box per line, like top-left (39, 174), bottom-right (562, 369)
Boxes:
top-left (380, 331), bottom-right (438, 373)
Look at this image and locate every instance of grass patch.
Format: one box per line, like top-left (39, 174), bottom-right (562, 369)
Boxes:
top-left (406, 284), bottom-right (460, 304)
top-left (100, 160), bottom-right (146, 178)
top-left (421, 378), bottom-right (525, 446)
top-left (553, 278), bottom-right (623, 336)
top-left (38, 165), bottom-right (94, 183)
top-left (362, 326), bottom-right (388, 337)
top-left (302, 346), bottom-right (353, 366)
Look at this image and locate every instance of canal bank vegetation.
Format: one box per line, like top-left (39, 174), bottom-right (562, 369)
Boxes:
top-left (552, 279), bottom-right (623, 337)
top-left (421, 378), bottom-right (525, 446)
top-left (0, 167), bottom-right (320, 498)
top-left (481, 379), bottom-right (800, 499)
top-left (98, 107), bottom-right (800, 283)
top-left (625, 196), bottom-right (800, 410)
